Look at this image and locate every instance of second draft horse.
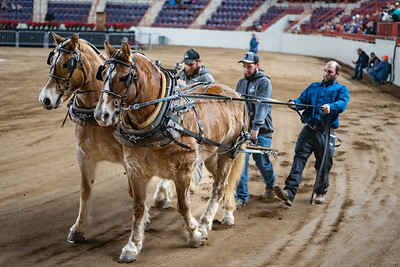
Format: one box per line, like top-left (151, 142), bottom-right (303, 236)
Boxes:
top-left (94, 41), bottom-right (247, 262)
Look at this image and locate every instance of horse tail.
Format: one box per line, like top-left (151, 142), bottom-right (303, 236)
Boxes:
top-left (224, 147), bottom-right (245, 211)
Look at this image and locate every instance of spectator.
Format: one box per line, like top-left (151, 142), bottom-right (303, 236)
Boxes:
top-left (249, 33), bottom-right (259, 54)
top-left (274, 61), bottom-right (349, 206)
top-left (368, 55), bottom-right (391, 85)
top-left (234, 52), bottom-right (276, 209)
top-left (392, 6), bottom-right (400, 21)
top-left (364, 21), bottom-right (376, 35)
top-left (366, 52), bottom-right (380, 74)
top-left (352, 48), bottom-right (369, 80)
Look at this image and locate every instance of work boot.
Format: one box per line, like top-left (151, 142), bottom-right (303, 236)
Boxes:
top-left (314, 194), bottom-right (325, 204)
top-left (235, 198), bottom-right (247, 210)
top-left (264, 186), bottom-right (275, 199)
top-left (274, 186), bottom-right (292, 207)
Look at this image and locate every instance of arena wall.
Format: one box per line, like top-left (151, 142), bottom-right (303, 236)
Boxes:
top-left (137, 27), bottom-right (400, 86)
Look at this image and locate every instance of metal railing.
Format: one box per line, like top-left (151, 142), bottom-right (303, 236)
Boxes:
top-left (0, 30), bottom-right (152, 50)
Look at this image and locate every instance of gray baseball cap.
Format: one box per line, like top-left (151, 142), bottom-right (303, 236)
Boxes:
top-left (238, 52), bottom-right (259, 64)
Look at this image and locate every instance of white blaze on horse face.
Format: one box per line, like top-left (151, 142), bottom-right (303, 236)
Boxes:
top-left (39, 77), bottom-right (63, 110)
top-left (97, 67), bottom-right (117, 126)
top-left (39, 51), bottom-right (64, 110)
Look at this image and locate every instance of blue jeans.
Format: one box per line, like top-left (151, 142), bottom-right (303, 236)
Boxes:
top-left (354, 63), bottom-right (367, 78)
top-left (235, 136), bottom-right (276, 203)
top-left (284, 126), bottom-right (335, 201)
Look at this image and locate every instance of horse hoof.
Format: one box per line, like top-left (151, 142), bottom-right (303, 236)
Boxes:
top-left (144, 221), bottom-right (151, 232)
top-left (198, 225), bottom-right (208, 240)
top-left (118, 253), bottom-right (136, 263)
top-left (221, 218), bottom-right (234, 226)
top-left (153, 199), bottom-right (170, 209)
top-left (187, 238), bottom-right (202, 248)
top-left (67, 231), bottom-right (85, 243)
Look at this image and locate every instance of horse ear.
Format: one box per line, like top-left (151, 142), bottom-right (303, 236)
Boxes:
top-left (104, 40), bottom-right (117, 58)
top-left (70, 34), bottom-right (79, 50)
top-left (120, 42), bottom-right (131, 62)
top-left (52, 32), bottom-right (65, 46)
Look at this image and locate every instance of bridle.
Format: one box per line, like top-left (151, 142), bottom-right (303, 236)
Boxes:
top-left (47, 38), bottom-right (88, 107)
top-left (96, 50), bottom-right (138, 114)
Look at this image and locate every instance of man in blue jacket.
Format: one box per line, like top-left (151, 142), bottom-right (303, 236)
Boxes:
top-left (249, 33), bottom-right (259, 54)
top-left (274, 61), bottom-right (350, 206)
top-left (235, 52), bottom-right (276, 209)
top-left (368, 55), bottom-right (391, 85)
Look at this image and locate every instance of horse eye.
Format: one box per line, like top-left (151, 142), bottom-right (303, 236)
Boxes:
top-left (119, 74), bottom-right (128, 82)
top-left (63, 63), bottom-right (68, 68)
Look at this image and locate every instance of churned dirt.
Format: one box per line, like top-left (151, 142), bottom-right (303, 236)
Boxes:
top-left (1, 44), bottom-right (400, 266)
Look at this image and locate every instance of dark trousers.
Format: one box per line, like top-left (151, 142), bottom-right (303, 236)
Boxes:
top-left (284, 125), bottom-right (335, 201)
top-left (354, 63), bottom-right (367, 78)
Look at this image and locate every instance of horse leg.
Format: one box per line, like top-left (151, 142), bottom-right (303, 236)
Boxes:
top-left (153, 179), bottom-right (174, 209)
top-left (221, 152), bottom-right (245, 226)
top-left (174, 177), bottom-right (202, 248)
top-left (119, 175), bottom-right (150, 263)
top-left (198, 153), bottom-right (244, 238)
top-left (67, 155), bottom-right (96, 243)
top-left (197, 160), bottom-right (231, 240)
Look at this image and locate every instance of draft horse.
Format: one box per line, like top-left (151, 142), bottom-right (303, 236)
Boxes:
top-left (94, 41), bottom-right (248, 262)
top-left (38, 33), bottom-right (173, 244)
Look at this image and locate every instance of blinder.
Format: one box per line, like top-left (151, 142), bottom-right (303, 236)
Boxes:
top-left (67, 56), bottom-right (78, 71)
top-left (96, 65), bottom-right (105, 81)
top-left (47, 51), bottom-right (55, 65)
top-left (126, 68), bottom-right (137, 87)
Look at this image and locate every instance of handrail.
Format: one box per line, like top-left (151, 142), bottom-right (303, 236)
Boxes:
top-left (284, 9), bottom-right (312, 32)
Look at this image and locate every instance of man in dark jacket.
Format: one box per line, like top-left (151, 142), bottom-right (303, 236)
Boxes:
top-left (235, 52), bottom-right (276, 209)
top-left (274, 61), bottom-right (350, 206)
top-left (352, 48), bottom-right (369, 80)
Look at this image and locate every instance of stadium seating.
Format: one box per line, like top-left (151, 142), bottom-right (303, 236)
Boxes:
top-left (302, 7), bottom-right (344, 30)
top-left (47, 1), bottom-right (91, 23)
top-left (105, 2), bottom-right (149, 26)
top-left (202, 0), bottom-right (264, 30)
top-left (2, 0), bottom-right (33, 22)
top-left (340, 0), bottom-right (390, 24)
top-left (152, 0), bottom-right (209, 28)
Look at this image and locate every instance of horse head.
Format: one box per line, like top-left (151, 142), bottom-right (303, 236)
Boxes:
top-left (39, 32), bottom-right (103, 110)
top-left (94, 41), bottom-right (162, 127)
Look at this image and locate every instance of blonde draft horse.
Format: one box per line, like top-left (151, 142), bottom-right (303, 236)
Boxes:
top-left (94, 41), bottom-right (247, 263)
top-left (38, 33), bottom-right (173, 244)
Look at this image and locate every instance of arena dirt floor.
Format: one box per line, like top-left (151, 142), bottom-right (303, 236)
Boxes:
top-left (1, 44), bottom-right (400, 266)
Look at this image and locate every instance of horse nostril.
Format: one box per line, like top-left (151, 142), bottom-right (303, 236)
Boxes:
top-left (103, 112), bottom-right (110, 121)
top-left (43, 98), bottom-right (51, 106)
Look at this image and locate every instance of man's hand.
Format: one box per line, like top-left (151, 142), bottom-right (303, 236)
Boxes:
top-left (322, 104), bottom-right (330, 114)
top-left (250, 129), bottom-right (259, 140)
top-left (288, 99), bottom-right (295, 109)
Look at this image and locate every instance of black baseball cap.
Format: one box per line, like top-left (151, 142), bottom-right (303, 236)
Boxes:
top-left (238, 52), bottom-right (259, 64)
top-left (182, 48), bottom-right (200, 64)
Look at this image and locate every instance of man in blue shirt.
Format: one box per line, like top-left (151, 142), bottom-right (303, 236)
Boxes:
top-left (368, 55), bottom-right (391, 85)
top-left (274, 61), bottom-right (350, 206)
top-left (249, 33), bottom-right (259, 54)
